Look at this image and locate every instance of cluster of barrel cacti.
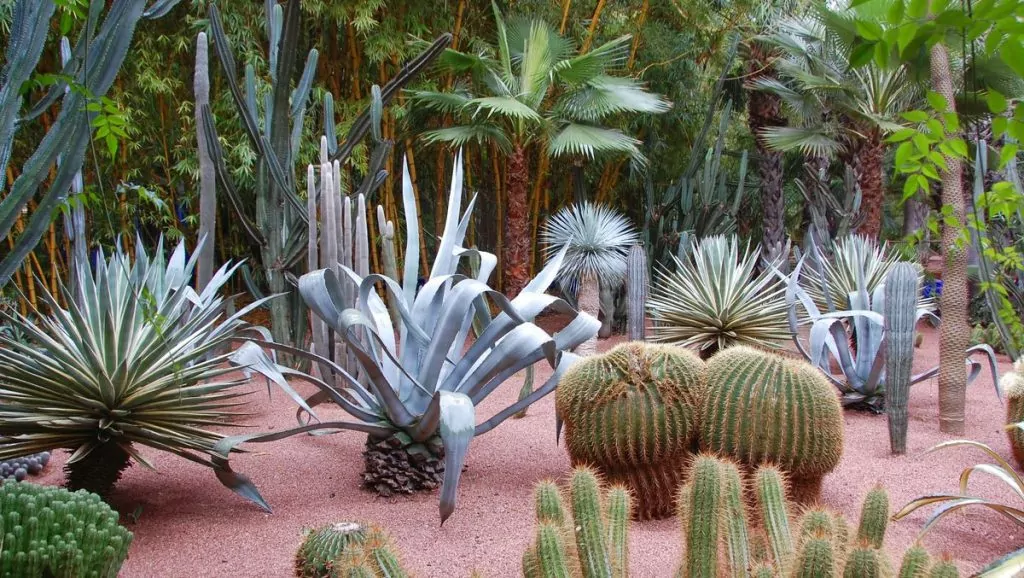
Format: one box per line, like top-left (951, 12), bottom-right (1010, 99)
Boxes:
top-left (556, 343), bottom-right (843, 518)
top-left (1004, 359), bottom-right (1024, 470)
top-left (0, 480), bottom-right (132, 577)
top-left (0, 451), bottom-right (50, 481)
top-left (523, 458), bottom-right (958, 578)
top-left (294, 521), bottom-right (408, 578)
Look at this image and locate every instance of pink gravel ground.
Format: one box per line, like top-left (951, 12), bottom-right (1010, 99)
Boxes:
top-left (30, 325), bottom-right (1023, 576)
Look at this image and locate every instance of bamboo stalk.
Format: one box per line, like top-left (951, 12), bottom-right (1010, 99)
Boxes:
top-left (581, 0), bottom-right (607, 53)
top-left (559, 0), bottom-right (572, 34)
top-left (627, 0), bottom-right (649, 70)
top-left (347, 22), bottom-right (362, 100)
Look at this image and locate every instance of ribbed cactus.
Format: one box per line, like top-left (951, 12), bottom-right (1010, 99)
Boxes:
top-left (793, 534), bottom-right (837, 578)
top-left (897, 546), bottom-right (931, 578)
top-left (682, 455), bottom-right (725, 578)
top-left (855, 487), bottom-right (889, 549)
top-left (524, 468), bottom-right (630, 578)
top-left (755, 465), bottom-right (795, 567)
top-left (556, 343), bottom-right (706, 519)
top-left (377, 205), bottom-right (401, 325)
top-left (195, 30), bottom-right (216, 291)
top-left (927, 557), bottom-right (959, 578)
top-left (295, 521), bottom-right (407, 578)
top-left (1003, 360), bottom-right (1024, 470)
top-left (884, 263), bottom-right (920, 455)
top-left (626, 243), bottom-right (648, 341)
top-left (843, 544), bottom-right (886, 578)
top-left (0, 481), bottom-right (132, 578)
top-left (700, 346), bottom-right (844, 502)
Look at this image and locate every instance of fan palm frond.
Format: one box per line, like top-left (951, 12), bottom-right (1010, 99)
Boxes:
top-left (759, 125), bottom-right (843, 156)
top-left (548, 124), bottom-right (641, 161)
top-left (420, 125), bottom-right (513, 153)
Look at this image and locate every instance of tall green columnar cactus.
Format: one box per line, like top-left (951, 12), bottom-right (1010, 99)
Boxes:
top-left (1003, 360), bottom-right (1024, 470)
top-left (843, 544), bottom-right (887, 578)
top-left (626, 243), bottom-right (648, 341)
top-left (700, 346), bottom-right (844, 502)
top-left (0, 0), bottom-right (183, 285)
top-left (682, 455), bottom-right (726, 578)
top-left (884, 263), bottom-right (921, 455)
top-left (793, 534), bottom-right (837, 578)
top-left (0, 481), bottom-right (132, 577)
top-left (294, 521), bottom-right (408, 578)
top-left (927, 558), bottom-right (959, 578)
top-left (195, 30), bottom-right (216, 291)
top-left (523, 468), bottom-right (630, 578)
top-left (201, 0), bottom-right (451, 347)
top-left (897, 546), bottom-right (931, 578)
top-left (556, 343), bottom-right (707, 519)
top-left (855, 487), bottom-right (889, 549)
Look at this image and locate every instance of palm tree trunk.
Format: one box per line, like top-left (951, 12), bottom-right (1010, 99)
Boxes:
top-left (576, 272), bottom-right (600, 356)
top-left (930, 42), bottom-right (970, 435)
top-left (854, 130), bottom-right (885, 240)
top-left (504, 145), bottom-right (531, 298)
top-left (747, 43), bottom-right (786, 262)
top-left (903, 196), bottom-right (930, 263)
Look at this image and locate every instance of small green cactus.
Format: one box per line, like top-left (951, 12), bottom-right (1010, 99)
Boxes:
top-left (854, 487), bottom-right (889, 549)
top-left (295, 521), bottom-right (407, 578)
top-left (700, 346), bottom-right (844, 503)
top-left (897, 545), bottom-right (931, 578)
top-left (0, 480), bottom-right (132, 578)
top-left (1003, 360), bottom-right (1024, 470)
top-left (682, 455), bottom-right (726, 578)
top-left (556, 342), bottom-right (706, 519)
top-left (755, 466), bottom-right (794, 567)
top-left (927, 557), bottom-right (959, 578)
top-left (843, 544), bottom-right (887, 578)
top-left (527, 468), bottom-right (630, 578)
top-left (793, 534), bottom-right (837, 578)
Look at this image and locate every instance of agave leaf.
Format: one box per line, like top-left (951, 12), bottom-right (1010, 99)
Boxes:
top-left (976, 546), bottom-right (1024, 577)
top-left (430, 149), bottom-right (465, 279)
top-left (477, 351), bottom-right (581, 436)
top-left (959, 464), bottom-right (1024, 502)
top-left (438, 391), bottom-right (475, 525)
top-left (230, 342), bottom-right (316, 418)
top-left (215, 467), bottom-right (272, 513)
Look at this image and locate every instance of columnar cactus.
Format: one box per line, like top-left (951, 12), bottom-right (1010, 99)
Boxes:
top-left (195, 30), bottom-right (216, 291)
top-left (294, 521), bottom-right (408, 578)
top-left (682, 455), bottom-right (726, 578)
top-left (700, 346), bottom-right (844, 502)
top-left (855, 487), bottom-right (889, 549)
top-left (927, 559), bottom-right (959, 578)
top-left (884, 263), bottom-right (921, 455)
top-left (626, 243), bottom-right (648, 341)
top-left (522, 468), bottom-right (630, 578)
top-left (556, 343), bottom-right (706, 519)
top-left (1003, 360), bottom-right (1024, 470)
top-left (897, 546), bottom-right (931, 578)
top-left (793, 534), bottom-right (837, 578)
top-left (843, 544), bottom-right (887, 578)
top-left (0, 481), bottom-right (132, 578)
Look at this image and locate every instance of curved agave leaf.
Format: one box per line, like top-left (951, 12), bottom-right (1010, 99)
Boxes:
top-left (976, 546), bottom-right (1024, 577)
top-left (438, 391), bottom-right (475, 524)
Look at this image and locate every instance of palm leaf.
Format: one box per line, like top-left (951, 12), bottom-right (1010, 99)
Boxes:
top-left (547, 124), bottom-right (641, 160)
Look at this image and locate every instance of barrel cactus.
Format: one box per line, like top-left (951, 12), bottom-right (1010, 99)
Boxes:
top-left (699, 346), bottom-right (844, 502)
top-left (0, 480), bottom-right (132, 577)
top-left (555, 342), bottom-right (706, 519)
top-left (1004, 359), bottom-right (1024, 470)
top-left (295, 521), bottom-right (407, 578)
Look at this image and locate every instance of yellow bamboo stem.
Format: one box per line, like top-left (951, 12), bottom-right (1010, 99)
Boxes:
top-left (559, 0), bottom-right (572, 34)
top-left (627, 0), bottom-right (649, 69)
top-left (581, 0), bottom-right (607, 53)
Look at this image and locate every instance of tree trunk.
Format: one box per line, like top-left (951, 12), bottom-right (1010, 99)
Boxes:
top-left (576, 272), bottom-right (600, 356)
top-left (854, 130), bottom-right (885, 240)
top-left (903, 196), bottom-right (930, 263)
top-left (504, 145), bottom-right (531, 298)
top-left (598, 280), bottom-right (615, 338)
top-left (930, 43), bottom-right (970, 435)
top-left (64, 441), bottom-right (132, 499)
top-left (747, 42), bottom-right (786, 262)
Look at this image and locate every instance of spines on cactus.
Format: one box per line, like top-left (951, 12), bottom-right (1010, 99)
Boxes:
top-left (926, 557), bottom-right (959, 578)
top-left (754, 465), bottom-right (794, 568)
top-left (1003, 360), bottom-right (1024, 470)
top-left (626, 243), bottom-right (649, 341)
top-left (295, 521), bottom-right (408, 578)
top-left (842, 543), bottom-right (886, 578)
top-left (897, 545), bottom-right (931, 578)
top-left (884, 263), bottom-right (920, 455)
top-left (793, 533), bottom-right (837, 578)
top-left (700, 346), bottom-right (844, 502)
top-left (682, 455), bottom-right (726, 578)
top-left (556, 343), bottom-right (706, 519)
top-left (855, 487), bottom-right (889, 549)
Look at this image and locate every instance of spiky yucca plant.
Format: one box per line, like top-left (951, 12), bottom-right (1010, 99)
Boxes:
top-left (542, 202), bottom-right (638, 352)
top-left (648, 235), bottom-right (789, 358)
top-left (0, 239), bottom-right (279, 509)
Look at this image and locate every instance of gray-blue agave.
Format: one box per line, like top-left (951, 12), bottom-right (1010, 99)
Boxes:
top-left (214, 151), bottom-right (600, 523)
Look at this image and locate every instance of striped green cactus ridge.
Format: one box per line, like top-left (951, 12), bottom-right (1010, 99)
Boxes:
top-left (855, 487), bottom-right (889, 549)
top-left (296, 522), bottom-right (408, 578)
top-left (296, 522), bottom-right (370, 578)
top-left (682, 455), bottom-right (726, 578)
top-left (721, 461), bottom-right (752, 578)
top-left (884, 263), bottom-right (921, 455)
top-left (699, 346), bottom-right (844, 502)
top-left (570, 469), bottom-right (612, 578)
top-left (926, 557), bottom-right (959, 578)
top-left (897, 545), bottom-right (931, 578)
top-left (605, 487), bottom-right (631, 577)
top-left (535, 480), bottom-right (567, 525)
top-left (755, 465), bottom-right (794, 568)
top-left (1003, 360), bottom-right (1024, 470)
top-left (842, 544), bottom-right (886, 578)
top-left (557, 342), bottom-right (706, 519)
top-left (752, 562), bottom-right (778, 578)
top-left (792, 534), bottom-right (837, 578)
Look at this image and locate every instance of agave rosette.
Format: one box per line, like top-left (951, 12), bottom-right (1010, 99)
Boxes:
top-left (0, 238), bottom-right (285, 507)
top-left (647, 234), bottom-right (790, 354)
top-left (215, 151), bottom-right (600, 523)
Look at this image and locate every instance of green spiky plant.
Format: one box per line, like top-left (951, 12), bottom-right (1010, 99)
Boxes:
top-left (295, 521), bottom-right (407, 578)
top-left (648, 235), bottom-right (790, 359)
top-left (885, 263), bottom-right (921, 454)
top-left (0, 238), bottom-right (282, 508)
top-left (699, 346), bottom-right (844, 503)
top-left (555, 342), bottom-right (706, 519)
top-left (626, 243), bottom-right (648, 341)
top-left (0, 480), bottom-right (132, 577)
top-left (522, 468), bottom-right (630, 578)
top-left (213, 153), bottom-right (599, 524)
top-left (541, 203), bottom-right (639, 352)
top-left (1005, 360), bottom-right (1024, 470)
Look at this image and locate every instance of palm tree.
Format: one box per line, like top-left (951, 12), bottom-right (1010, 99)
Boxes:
top-left (751, 10), bottom-right (916, 240)
top-left (411, 1), bottom-right (670, 297)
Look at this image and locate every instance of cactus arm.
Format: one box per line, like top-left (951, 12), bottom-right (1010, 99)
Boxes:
top-left (536, 523), bottom-right (572, 578)
top-left (722, 461), bottom-right (752, 578)
top-left (885, 263), bottom-right (920, 454)
top-left (195, 30), bottom-right (217, 291)
top-left (198, 106), bottom-right (266, 245)
top-left (605, 487), bottom-right (630, 578)
top-left (685, 457), bottom-right (724, 578)
top-left (755, 467), bottom-right (794, 567)
top-left (570, 469), bottom-right (612, 578)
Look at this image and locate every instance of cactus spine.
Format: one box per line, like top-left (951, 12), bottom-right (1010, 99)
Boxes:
top-left (755, 466), bottom-right (794, 567)
top-left (294, 521), bottom-right (408, 578)
top-left (855, 487), bottom-right (888, 549)
top-left (793, 535), bottom-right (837, 578)
top-left (897, 546), bottom-right (931, 578)
top-left (0, 481), bottom-right (132, 578)
top-left (884, 263), bottom-right (920, 454)
top-left (195, 30), bottom-right (216, 291)
top-left (1003, 360), bottom-right (1024, 470)
top-left (626, 243), bottom-right (649, 341)
top-left (700, 346), bottom-right (844, 502)
top-left (843, 544), bottom-right (885, 578)
top-left (556, 343), bottom-right (707, 519)
top-left (683, 455), bottom-right (725, 578)
top-left (926, 557), bottom-right (958, 578)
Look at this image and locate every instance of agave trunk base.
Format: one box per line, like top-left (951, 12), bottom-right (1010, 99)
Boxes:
top-left (362, 434), bottom-right (445, 497)
top-left (64, 441), bottom-right (132, 499)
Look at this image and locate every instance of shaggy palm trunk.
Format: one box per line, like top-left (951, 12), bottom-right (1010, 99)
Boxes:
top-left (930, 43), bottom-right (970, 435)
top-left (747, 43), bottom-right (786, 262)
top-left (598, 281), bottom-right (615, 338)
top-left (64, 442), bottom-right (132, 499)
top-left (903, 197), bottom-right (930, 263)
top-left (504, 145), bottom-right (531, 297)
top-left (855, 130), bottom-right (885, 240)
top-left (576, 272), bottom-right (601, 356)
top-left (362, 434), bottom-right (444, 497)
